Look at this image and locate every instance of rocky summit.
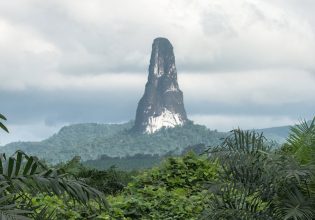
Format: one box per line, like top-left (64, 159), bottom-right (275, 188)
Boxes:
top-left (133, 37), bottom-right (188, 133)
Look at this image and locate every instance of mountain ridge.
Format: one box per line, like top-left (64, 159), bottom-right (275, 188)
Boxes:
top-left (0, 120), bottom-right (295, 165)
top-left (0, 121), bottom-right (226, 164)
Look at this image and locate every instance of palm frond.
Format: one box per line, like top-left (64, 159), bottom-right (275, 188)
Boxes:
top-left (0, 184), bottom-right (32, 220)
top-left (205, 129), bottom-right (314, 220)
top-left (286, 117), bottom-right (315, 164)
top-left (274, 188), bottom-right (314, 220)
top-left (0, 114), bottom-right (9, 133)
top-left (0, 151), bottom-right (106, 206)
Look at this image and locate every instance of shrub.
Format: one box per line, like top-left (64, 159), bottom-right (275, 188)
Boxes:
top-left (106, 152), bottom-right (219, 219)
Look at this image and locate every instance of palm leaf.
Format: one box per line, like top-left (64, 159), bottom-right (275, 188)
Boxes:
top-left (0, 114), bottom-right (7, 121)
top-left (0, 151), bottom-right (106, 206)
top-left (205, 129), bottom-right (314, 220)
top-left (274, 188), bottom-right (314, 220)
top-left (286, 117), bottom-right (315, 161)
top-left (0, 184), bottom-right (32, 220)
top-left (0, 114), bottom-right (9, 133)
top-left (0, 122), bottom-right (9, 133)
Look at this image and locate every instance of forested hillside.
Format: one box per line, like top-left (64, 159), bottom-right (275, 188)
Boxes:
top-left (1, 121), bottom-right (226, 164)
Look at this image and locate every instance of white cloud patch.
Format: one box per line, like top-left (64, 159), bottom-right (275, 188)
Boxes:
top-left (0, 121), bottom-right (64, 146)
top-left (194, 0), bottom-right (315, 71)
top-left (2, 69), bottom-right (314, 108)
top-left (1, 72), bottom-right (146, 92)
top-left (0, 19), bottom-right (57, 54)
top-left (180, 70), bottom-right (315, 106)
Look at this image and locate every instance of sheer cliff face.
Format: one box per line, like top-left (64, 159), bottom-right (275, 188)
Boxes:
top-left (133, 38), bottom-right (188, 133)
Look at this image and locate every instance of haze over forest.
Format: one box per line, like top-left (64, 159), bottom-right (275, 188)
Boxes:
top-left (1, 0), bottom-right (315, 145)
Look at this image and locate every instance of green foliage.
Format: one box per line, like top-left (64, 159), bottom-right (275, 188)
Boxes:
top-left (1, 112), bottom-right (314, 219)
top-left (0, 184), bottom-right (32, 220)
top-left (106, 153), bottom-right (218, 219)
top-left (283, 117), bottom-right (315, 165)
top-left (54, 154), bottom-right (218, 219)
top-left (0, 151), bottom-right (105, 206)
top-left (31, 194), bottom-right (103, 220)
top-left (76, 167), bottom-right (136, 195)
top-left (0, 114), bottom-right (107, 219)
top-left (84, 154), bottom-right (162, 171)
top-left (204, 129), bottom-right (314, 220)
top-left (1, 121), bottom-right (226, 164)
top-left (0, 151), bottom-right (108, 219)
top-left (57, 156), bottom-right (137, 195)
top-left (4, 128), bottom-right (312, 219)
top-left (281, 117), bottom-right (315, 210)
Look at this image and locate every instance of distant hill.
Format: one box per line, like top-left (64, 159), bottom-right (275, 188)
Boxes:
top-left (256, 125), bottom-right (291, 144)
top-left (0, 119), bottom-right (299, 166)
top-left (257, 120), bottom-right (313, 144)
top-left (82, 124), bottom-right (294, 171)
top-left (0, 121), bottom-right (226, 164)
top-left (83, 144), bottom-right (209, 171)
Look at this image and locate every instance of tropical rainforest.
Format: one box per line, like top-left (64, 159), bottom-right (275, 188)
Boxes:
top-left (0, 113), bottom-right (314, 219)
top-left (1, 121), bottom-right (227, 164)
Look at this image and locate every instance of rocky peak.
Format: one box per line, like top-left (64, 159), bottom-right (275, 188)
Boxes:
top-left (133, 37), bottom-right (188, 133)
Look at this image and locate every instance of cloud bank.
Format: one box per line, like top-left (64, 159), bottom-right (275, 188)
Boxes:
top-left (0, 0), bottom-right (314, 144)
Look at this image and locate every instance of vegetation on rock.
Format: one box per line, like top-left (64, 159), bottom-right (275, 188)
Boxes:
top-left (1, 121), bottom-right (226, 164)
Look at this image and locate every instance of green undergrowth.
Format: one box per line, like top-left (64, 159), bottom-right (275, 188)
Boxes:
top-left (30, 152), bottom-right (218, 219)
top-left (105, 153), bottom-right (219, 219)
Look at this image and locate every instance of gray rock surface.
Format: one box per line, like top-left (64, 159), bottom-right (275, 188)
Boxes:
top-left (133, 37), bottom-right (188, 133)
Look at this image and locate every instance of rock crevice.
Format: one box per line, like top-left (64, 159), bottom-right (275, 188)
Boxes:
top-left (133, 37), bottom-right (188, 133)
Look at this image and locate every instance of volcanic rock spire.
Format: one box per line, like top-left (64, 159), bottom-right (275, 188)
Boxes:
top-left (133, 37), bottom-right (188, 133)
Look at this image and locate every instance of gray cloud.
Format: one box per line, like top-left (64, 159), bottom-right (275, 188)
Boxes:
top-left (0, 0), bottom-right (314, 144)
top-left (1, 0), bottom-right (314, 75)
top-left (0, 88), bottom-right (140, 125)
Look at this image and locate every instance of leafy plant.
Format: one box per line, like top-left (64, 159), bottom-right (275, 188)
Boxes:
top-left (106, 152), bottom-right (218, 219)
top-left (0, 114), bottom-right (8, 133)
top-left (58, 156), bottom-right (136, 195)
top-left (204, 129), bottom-right (314, 220)
top-left (0, 151), bottom-right (105, 205)
top-left (284, 117), bottom-right (315, 165)
top-left (0, 184), bottom-right (32, 220)
top-left (0, 114), bottom-right (107, 219)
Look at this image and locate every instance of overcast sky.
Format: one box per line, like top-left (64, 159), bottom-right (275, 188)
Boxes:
top-left (1, 0), bottom-right (315, 145)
